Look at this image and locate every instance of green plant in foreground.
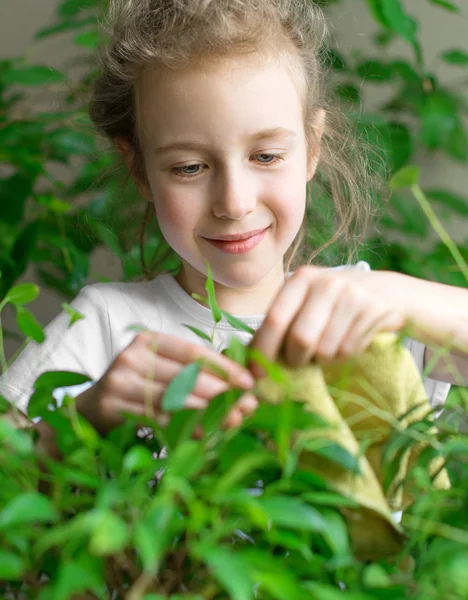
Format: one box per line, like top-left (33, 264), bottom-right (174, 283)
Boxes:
top-left (1, 261), bottom-right (468, 599)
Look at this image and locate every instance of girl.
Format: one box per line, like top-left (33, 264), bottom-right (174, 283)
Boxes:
top-left (1, 0), bottom-right (467, 451)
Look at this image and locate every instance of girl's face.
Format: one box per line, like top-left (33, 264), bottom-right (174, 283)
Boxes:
top-left (123, 53), bottom-right (323, 313)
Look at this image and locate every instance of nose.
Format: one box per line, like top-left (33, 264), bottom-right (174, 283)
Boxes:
top-left (211, 167), bottom-right (257, 220)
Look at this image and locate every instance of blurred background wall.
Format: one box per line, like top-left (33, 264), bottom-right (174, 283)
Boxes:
top-left (1, 0), bottom-right (467, 358)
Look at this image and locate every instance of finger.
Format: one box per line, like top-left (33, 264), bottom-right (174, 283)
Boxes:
top-left (128, 351), bottom-right (243, 402)
top-left (103, 370), bottom-right (209, 413)
top-left (342, 309), bottom-right (405, 355)
top-left (223, 393), bottom-right (258, 429)
top-left (248, 270), bottom-right (313, 376)
top-left (281, 276), bottom-right (346, 367)
top-left (313, 286), bottom-right (373, 360)
top-left (137, 331), bottom-right (255, 388)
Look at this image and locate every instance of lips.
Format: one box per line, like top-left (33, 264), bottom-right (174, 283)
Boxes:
top-left (203, 227), bottom-right (269, 242)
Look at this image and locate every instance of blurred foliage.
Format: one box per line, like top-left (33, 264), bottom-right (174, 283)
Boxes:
top-left (1, 281), bottom-right (468, 598)
top-left (319, 0), bottom-right (468, 284)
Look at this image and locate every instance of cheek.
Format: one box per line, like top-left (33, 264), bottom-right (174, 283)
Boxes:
top-left (271, 172), bottom-right (307, 230)
top-left (152, 189), bottom-right (200, 245)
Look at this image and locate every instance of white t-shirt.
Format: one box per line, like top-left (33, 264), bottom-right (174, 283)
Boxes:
top-left (0, 262), bottom-right (451, 414)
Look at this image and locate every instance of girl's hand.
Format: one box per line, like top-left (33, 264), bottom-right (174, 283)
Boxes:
top-left (248, 265), bottom-right (406, 377)
top-left (75, 331), bottom-right (257, 436)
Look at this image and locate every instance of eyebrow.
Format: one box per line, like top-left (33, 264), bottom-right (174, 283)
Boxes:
top-left (153, 127), bottom-right (297, 155)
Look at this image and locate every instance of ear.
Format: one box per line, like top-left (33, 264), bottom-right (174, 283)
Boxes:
top-left (306, 108), bottom-right (326, 182)
top-left (114, 136), bottom-right (153, 202)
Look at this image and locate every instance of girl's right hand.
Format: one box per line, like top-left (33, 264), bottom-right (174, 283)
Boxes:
top-left (75, 331), bottom-right (257, 436)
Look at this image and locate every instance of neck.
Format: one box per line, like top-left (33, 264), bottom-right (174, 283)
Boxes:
top-left (175, 260), bottom-right (286, 316)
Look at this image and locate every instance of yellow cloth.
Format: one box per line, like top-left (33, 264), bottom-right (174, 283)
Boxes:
top-left (255, 332), bottom-right (450, 560)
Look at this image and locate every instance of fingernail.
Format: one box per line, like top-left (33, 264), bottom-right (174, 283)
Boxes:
top-left (238, 372), bottom-right (255, 388)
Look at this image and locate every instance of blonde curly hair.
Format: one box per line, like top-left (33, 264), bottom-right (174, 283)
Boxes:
top-left (89, 0), bottom-right (383, 279)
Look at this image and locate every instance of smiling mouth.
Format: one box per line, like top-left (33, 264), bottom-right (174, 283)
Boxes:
top-left (202, 226), bottom-right (269, 242)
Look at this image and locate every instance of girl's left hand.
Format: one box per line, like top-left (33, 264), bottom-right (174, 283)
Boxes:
top-left (248, 265), bottom-right (406, 377)
top-left (224, 265), bottom-right (405, 428)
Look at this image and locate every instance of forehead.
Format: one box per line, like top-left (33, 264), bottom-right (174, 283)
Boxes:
top-left (136, 52), bottom-right (306, 145)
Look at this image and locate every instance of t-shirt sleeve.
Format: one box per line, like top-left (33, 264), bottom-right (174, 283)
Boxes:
top-left (0, 285), bottom-right (112, 415)
top-left (402, 337), bottom-right (451, 408)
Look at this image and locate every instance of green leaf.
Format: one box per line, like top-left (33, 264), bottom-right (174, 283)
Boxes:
top-left (122, 445), bottom-right (156, 474)
top-left (441, 49), bottom-right (468, 65)
top-left (62, 302), bottom-right (85, 327)
top-left (304, 440), bottom-right (361, 474)
top-left (221, 310), bottom-right (256, 335)
top-left (194, 545), bottom-right (253, 600)
top-left (0, 552), bottom-right (25, 580)
top-left (34, 370), bottom-right (91, 391)
top-left (0, 420), bottom-right (34, 455)
top-left (0, 173), bottom-right (34, 225)
top-left (47, 128), bottom-right (96, 156)
top-left (15, 306), bottom-right (45, 343)
top-left (366, 0), bottom-right (391, 29)
top-left (53, 558), bottom-right (104, 600)
top-left (421, 92), bottom-right (458, 149)
top-left (75, 29), bottom-right (99, 48)
top-left (2, 65), bottom-right (65, 86)
top-left (335, 83), bottom-right (361, 104)
top-left (4, 283), bottom-right (39, 306)
top-left (379, 0), bottom-right (418, 45)
top-left (389, 166), bottom-right (420, 189)
top-left (319, 508), bottom-right (350, 556)
top-left (447, 124), bottom-right (468, 161)
top-left (161, 359), bottom-right (202, 411)
top-left (222, 335), bottom-right (249, 366)
top-left (356, 60), bottom-right (393, 82)
top-left (204, 260), bottom-right (222, 323)
top-left (89, 509), bottom-right (129, 556)
top-left (429, 0), bottom-right (459, 11)
top-left (183, 324), bottom-right (212, 342)
top-left (257, 495), bottom-right (326, 532)
top-left (0, 493), bottom-right (58, 529)
top-left (59, 0), bottom-right (97, 17)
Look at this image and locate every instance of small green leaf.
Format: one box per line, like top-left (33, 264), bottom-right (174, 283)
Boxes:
top-left (441, 49), bottom-right (468, 65)
top-left (2, 65), bottom-right (65, 86)
top-left (4, 283), bottom-right (39, 306)
top-left (15, 306), bottom-right (45, 343)
top-left (89, 509), bottom-right (129, 556)
top-left (258, 495), bottom-right (326, 532)
top-left (222, 335), bottom-right (249, 366)
top-left (362, 564), bottom-right (392, 588)
top-left (161, 360), bottom-right (202, 411)
top-left (183, 324), bottom-right (212, 342)
top-left (304, 440), bottom-right (361, 474)
top-left (34, 370), bottom-right (91, 391)
top-left (0, 552), bottom-right (25, 580)
top-left (62, 302), bottom-right (85, 327)
top-left (380, 0), bottom-right (418, 45)
top-left (74, 29), bottom-right (99, 48)
top-left (123, 446), bottom-right (155, 474)
top-left (389, 166), bottom-right (420, 189)
top-left (0, 493), bottom-right (58, 529)
top-left (221, 310), bottom-right (256, 334)
top-left (356, 60), bottom-right (393, 82)
top-left (194, 545), bottom-right (253, 600)
top-left (204, 260), bottom-right (222, 323)
top-left (429, 0), bottom-right (459, 12)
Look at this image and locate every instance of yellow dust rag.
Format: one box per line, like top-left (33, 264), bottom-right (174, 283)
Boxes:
top-left (255, 332), bottom-right (450, 560)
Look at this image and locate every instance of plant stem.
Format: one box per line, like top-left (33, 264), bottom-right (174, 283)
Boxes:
top-left (0, 310), bottom-right (9, 374)
top-left (411, 184), bottom-right (468, 284)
